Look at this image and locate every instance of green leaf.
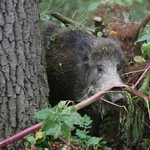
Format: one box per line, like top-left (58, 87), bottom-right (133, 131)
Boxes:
top-left (66, 106), bottom-right (77, 113)
top-left (61, 123), bottom-right (71, 142)
top-left (62, 112), bottom-right (82, 128)
top-left (87, 137), bottom-right (102, 147)
top-left (82, 114), bottom-right (92, 126)
top-left (26, 136), bottom-right (36, 145)
top-left (41, 119), bottom-right (53, 131)
top-left (36, 146), bottom-right (43, 150)
top-left (137, 34), bottom-right (150, 42)
top-left (79, 27), bottom-right (83, 30)
top-left (88, 137), bottom-right (102, 144)
top-left (86, 30), bottom-right (93, 35)
top-left (102, 21), bottom-right (105, 26)
top-left (72, 112), bottom-right (83, 124)
top-left (140, 32), bottom-right (147, 39)
top-left (132, 110), bottom-right (142, 144)
top-left (139, 70), bottom-right (150, 95)
top-left (97, 31), bottom-right (102, 37)
top-left (50, 33), bottom-right (57, 42)
top-left (143, 139), bottom-right (150, 149)
top-left (62, 115), bottom-right (74, 128)
top-left (24, 141), bottom-right (29, 147)
top-left (75, 129), bottom-right (88, 139)
top-left (34, 108), bottom-right (53, 120)
top-left (24, 133), bottom-right (32, 138)
top-left (146, 28), bottom-right (150, 34)
top-left (46, 123), bottom-right (61, 139)
top-left (58, 101), bottom-right (67, 109)
top-left (142, 41), bottom-right (150, 50)
top-left (148, 49), bottom-right (150, 58)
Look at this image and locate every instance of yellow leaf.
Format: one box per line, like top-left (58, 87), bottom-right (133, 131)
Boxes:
top-left (109, 30), bottom-right (117, 35)
top-left (134, 56), bottom-right (146, 63)
top-left (35, 131), bottom-right (43, 140)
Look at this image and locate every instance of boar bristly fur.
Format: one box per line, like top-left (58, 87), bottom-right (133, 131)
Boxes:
top-left (44, 21), bottom-right (124, 136)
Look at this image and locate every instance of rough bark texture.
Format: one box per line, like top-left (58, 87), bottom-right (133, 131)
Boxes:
top-left (0, 0), bottom-right (49, 149)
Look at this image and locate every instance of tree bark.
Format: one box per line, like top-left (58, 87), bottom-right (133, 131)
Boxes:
top-left (0, 0), bottom-right (49, 149)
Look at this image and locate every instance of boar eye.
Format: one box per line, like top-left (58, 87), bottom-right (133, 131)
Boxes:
top-left (97, 65), bottom-right (103, 72)
top-left (117, 64), bottom-right (122, 71)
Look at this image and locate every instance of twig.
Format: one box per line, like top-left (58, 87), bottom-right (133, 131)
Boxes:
top-left (51, 12), bottom-right (95, 33)
top-left (132, 65), bottom-right (150, 88)
top-left (57, 135), bottom-right (68, 145)
top-left (58, 135), bottom-right (82, 150)
top-left (111, 17), bottom-right (125, 23)
top-left (77, 10), bottom-right (87, 23)
top-left (101, 96), bottom-right (128, 113)
top-left (79, 17), bottom-right (89, 26)
top-left (124, 69), bottom-right (146, 75)
top-left (41, 1), bottom-right (65, 17)
top-left (71, 10), bottom-right (77, 20)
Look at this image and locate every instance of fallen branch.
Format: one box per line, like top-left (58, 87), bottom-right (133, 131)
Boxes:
top-left (0, 65), bottom-right (150, 148)
top-left (51, 12), bottom-right (95, 33)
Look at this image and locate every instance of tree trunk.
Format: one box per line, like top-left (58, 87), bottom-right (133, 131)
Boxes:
top-left (0, 0), bottom-right (49, 149)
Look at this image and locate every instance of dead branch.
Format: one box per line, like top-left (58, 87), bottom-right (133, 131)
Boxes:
top-left (131, 41), bottom-right (143, 56)
top-left (51, 12), bottom-right (95, 33)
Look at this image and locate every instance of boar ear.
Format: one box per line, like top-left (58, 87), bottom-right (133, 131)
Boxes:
top-left (77, 39), bottom-right (91, 62)
top-left (113, 37), bottom-right (121, 47)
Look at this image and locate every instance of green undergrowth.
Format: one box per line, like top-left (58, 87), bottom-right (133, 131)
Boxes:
top-left (24, 101), bottom-right (111, 150)
top-left (23, 71), bottom-right (150, 149)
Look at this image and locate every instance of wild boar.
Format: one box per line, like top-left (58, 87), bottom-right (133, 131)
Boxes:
top-left (44, 21), bottom-right (124, 136)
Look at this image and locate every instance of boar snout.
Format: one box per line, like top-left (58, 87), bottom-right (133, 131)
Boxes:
top-left (104, 87), bottom-right (125, 105)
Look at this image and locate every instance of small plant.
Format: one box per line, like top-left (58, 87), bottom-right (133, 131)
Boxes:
top-left (33, 101), bottom-right (82, 143)
top-left (24, 101), bottom-right (110, 149)
top-left (24, 132), bottom-right (49, 150)
top-left (74, 114), bottom-right (110, 150)
top-left (137, 27), bottom-right (150, 58)
top-left (143, 139), bottom-right (150, 150)
top-left (96, 21), bottom-right (105, 37)
top-left (46, 33), bottom-right (58, 49)
top-left (49, 33), bottom-right (58, 42)
top-left (120, 93), bottom-right (143, 146)
top-left (75, 129), bottom-right (109, 150)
